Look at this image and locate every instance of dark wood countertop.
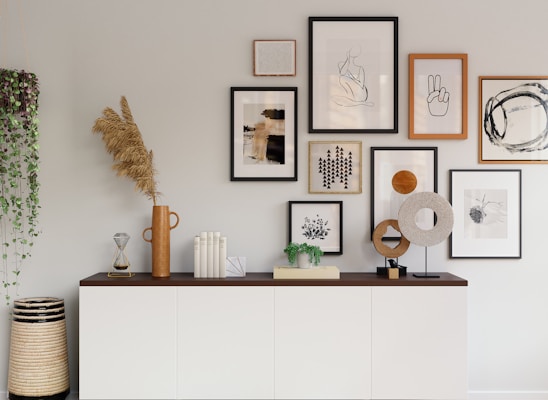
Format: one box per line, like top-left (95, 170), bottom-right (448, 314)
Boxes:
top-left (80, 272), bottom-right (467, 287)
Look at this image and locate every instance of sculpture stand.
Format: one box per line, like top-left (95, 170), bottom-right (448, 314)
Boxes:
top-left (413, 247), bottom-right (440, 278)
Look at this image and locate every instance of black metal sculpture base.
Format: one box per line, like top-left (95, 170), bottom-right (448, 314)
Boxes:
top-left (413, 273), bottom-right (440, 278)
top-left (413, 247), bottom-right (440, 278)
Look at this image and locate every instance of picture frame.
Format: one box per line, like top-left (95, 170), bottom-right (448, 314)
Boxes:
top-left (230, 87), bottom-right (297, 181)
top-left (288, 201), bottom-right (343, 255)
top-left (409, 53), bottom-right (468, 139)
top-left (308, 16), bottom-right (398, 133)
top-left (450, 169), bottom-right (522, 258)
top-left (308, 141), bottom-right (362, 194)
top-left (370, 147), bottom-right (438, 240)
top-left (253, 40), bottom-right (296, 76)
top-left (479, 76), bottom-right (548, 163)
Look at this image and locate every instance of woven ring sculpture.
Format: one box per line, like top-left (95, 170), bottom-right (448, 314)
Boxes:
top-left (398, 192), bottom-right (454, 247)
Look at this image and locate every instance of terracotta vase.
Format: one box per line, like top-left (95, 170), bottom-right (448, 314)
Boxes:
top-left (142, 205), bottom-right (180, 277)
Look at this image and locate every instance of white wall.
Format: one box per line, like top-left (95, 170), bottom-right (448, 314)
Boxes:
top-left (1, 0), bottom-right (548, 398)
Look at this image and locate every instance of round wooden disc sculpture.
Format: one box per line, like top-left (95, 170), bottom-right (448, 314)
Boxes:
top-left (398, 192), bottom-right (454, 247)
top-left (372, 219), bottom-right (410, 258)
top-left (392, 170), bottom-right (418, 194)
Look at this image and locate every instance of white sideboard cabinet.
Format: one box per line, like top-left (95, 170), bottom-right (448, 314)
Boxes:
top-left (80, 272), bottom-right (467, 400)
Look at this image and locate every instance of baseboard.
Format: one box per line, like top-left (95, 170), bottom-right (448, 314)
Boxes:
top-left (3, 390), bottom-right (547, 400)
top-left (469, 391), bottom-right (548, 400)
top-left (0, 391), bottom-right (79, 400)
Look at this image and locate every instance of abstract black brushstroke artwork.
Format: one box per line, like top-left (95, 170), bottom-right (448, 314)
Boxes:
top-left (480, 77), bottom-right (548, 163)
top-left (484, 83), bottom-right (548, 153)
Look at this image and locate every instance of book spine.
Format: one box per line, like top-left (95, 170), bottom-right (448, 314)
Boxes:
top-left (213, 232), bottom-right (220, 278)
top-left (207, 232), bottom-right (214, 278)
top-left (219, 236), bottom-right (227, 278)
top-left (194, 235), bottom-right (200, 278)
top-left (199, 232), bottom-right (207, 278)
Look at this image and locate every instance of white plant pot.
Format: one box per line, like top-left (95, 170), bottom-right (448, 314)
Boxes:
top-left (297, 252), bottom-right (312, 269)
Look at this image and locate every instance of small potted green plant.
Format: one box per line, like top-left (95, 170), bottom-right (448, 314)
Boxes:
top-left (283, 242), bottom-right (323, 269)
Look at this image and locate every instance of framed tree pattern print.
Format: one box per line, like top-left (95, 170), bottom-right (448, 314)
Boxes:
top-left (308, 141), bottom-right (362, 194)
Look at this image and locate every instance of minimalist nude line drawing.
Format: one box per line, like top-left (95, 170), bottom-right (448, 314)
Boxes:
top-left (332, 47), bottom-right (374, 107)
top-left (427, 74), bottom-right (450, 117)
top-left (483, 82), bottom-right (548, 154)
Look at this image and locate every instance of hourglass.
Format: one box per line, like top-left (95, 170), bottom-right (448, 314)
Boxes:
top-left (108, 232), bottom-right (135, 278)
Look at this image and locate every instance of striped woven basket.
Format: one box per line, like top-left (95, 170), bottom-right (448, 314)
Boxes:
top-left (8, 297), bottom-right (70, 400)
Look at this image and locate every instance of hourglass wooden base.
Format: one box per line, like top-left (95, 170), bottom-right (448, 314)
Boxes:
top-left (107, 268), bottom-right (135, 278)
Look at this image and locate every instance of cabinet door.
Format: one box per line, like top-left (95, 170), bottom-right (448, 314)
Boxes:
top-left (177, 286), bottom-right (275, 399)
top-left (79, 286), bottom-right (178, 400)
top-left (274, 286), bottom-right (372, 400)
top-left (371, 286), bottom-right (467, 400)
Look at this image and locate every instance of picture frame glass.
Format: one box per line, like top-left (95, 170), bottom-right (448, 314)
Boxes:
top-left (480, 77), bottom-right (548, 163)
top-left (450, 169), bottom-right (521, 258)
top-left (308, 141), bottom-right (362, 194)
top-left (231, 87), bottom-right (297, 181)
top-left (289, 201), bottom-right (342, 254)
top-left (309, 17), bottom-right (397, 133)
top-left (410, 54), bottom-right (467, 139)
top-left (371, 147), bottom-right (438, 240)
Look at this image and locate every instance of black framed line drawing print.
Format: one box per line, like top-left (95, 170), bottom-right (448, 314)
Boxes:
top-left (231, 87), bottom-right (297, 181)
top-left (479, 76), bottom-right (548, 164)
top-left (450, 169), bottom-right (521, 258)
top-left (370, 147), bottom-right (438, 240)
top-left (308, 16), bottom-right (398, 133)
top-left (288, 201), bottom-right (343, 255)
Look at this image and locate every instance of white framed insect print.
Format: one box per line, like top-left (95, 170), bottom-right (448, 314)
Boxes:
top-left (449, 169), bottom-right (521, 258)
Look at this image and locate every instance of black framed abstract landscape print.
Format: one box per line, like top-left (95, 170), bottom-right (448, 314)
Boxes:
top-left (231, 87), bottom-right (297, 181)
top-left (479, 76), bottom-right (548, 163)
top-left (308, 17), bottom-right (398, 133)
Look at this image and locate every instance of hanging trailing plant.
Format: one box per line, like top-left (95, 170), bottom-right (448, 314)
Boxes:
top-left (0, 69), bottom-right (40, 305)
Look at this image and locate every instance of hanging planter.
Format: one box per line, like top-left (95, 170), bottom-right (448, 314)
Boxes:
top-left (0, 69), bottom-right (40, 305)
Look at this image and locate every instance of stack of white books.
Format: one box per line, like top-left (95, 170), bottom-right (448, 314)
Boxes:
top-left (193, 232), bottom-right (227, 278)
